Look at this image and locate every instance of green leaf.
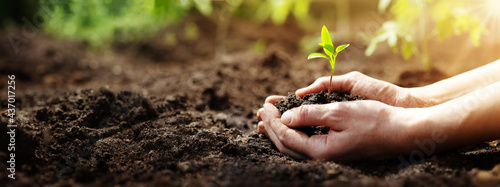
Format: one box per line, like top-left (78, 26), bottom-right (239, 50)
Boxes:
top-left (365, 33), bottom-right (385, 56)
top-left (320, 44), bottom-right (335, 57)
top-left (401, 39), bottom-right (414, 60)
top-left (271, 0), bottom-right (292, 25)
top-left (335, 44), bottom-right (350, 54)
top-left (365, 40), bottom-right (378, 56)
top-left (193, 0), bottom-right (213, 16)
top-left (470, 26), bottom-right (485, 47)
top-left (307, 53), bottom-right (329, 60)
top-left (254, 1), bottom-right (271, 23)
top-left (226, 0), bottom-right (243, 7)
top-left (293, 0), bottom-right (310, 22)
top-left (321, 25), bottom-right (333, 56)
top-left (378, 0), bottom-right (392, 12)
top-left (437, 18), bottom-right (453, 40)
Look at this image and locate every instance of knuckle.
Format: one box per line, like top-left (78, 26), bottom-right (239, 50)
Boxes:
top-left (347, 71), bottom-right (361, 76)
top-left (316, 77), bottom-right (330, 86)
top-left (280, 129), bottom-right (291, 142)
top-left (296, 106), bottom-right (309, 125)
top-left (347, 71), bottom-right (365, 79)
top-left (323, 104), bottom-right (339, 119)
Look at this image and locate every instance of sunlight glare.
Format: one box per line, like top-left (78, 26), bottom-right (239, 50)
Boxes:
top-left (476, 0), bottom-right (500, 41)
top-left (485, 0), bottom-right (500, 15)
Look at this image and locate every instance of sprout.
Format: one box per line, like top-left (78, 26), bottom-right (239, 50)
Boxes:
top-left (307, 25), bottom-right (349, 102)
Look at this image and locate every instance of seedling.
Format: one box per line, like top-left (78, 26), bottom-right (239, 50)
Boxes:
top-left (307, 25), bottom-right (349, 102)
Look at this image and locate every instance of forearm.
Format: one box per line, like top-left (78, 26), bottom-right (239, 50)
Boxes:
top-left (445, 81), bottom-right (500, 145)
top-left (410, 59), bottom-right (500, 104)
top-left (410, 81), bottom-right (500, 152)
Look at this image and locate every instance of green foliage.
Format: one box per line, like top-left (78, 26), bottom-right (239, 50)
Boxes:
top-left (308, 25), bottom-right (350, 75)
top-left (252, 39), bottom-right (267, 52)
top-left (37, 0), bottom-right (312, 49)
top-left (308, 25), bottom-right (349, 101)
top-left (180, 0), bottom-right (243, 17)
top-left (191, 0), bottom-right (213, 16)
top-left (253, 0), bottom-right (311, 25)
top-left (40, 0), bottom-right (189, 48)
top-left (184, 22), bottom-right (200, 40)
top-left (38, 0), bottom-right (252, 49)
top-left (366, 0), bottom-right (486, 69)
top-left (40, 0), bottom-right (234, 48)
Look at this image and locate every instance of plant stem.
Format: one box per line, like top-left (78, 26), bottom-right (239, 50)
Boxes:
top-left (215, 9), bottom-right (229, 60)
top-left (417, 0), bottom-right (430, 70)
top-left (328, 73), bottom-right (333, 103)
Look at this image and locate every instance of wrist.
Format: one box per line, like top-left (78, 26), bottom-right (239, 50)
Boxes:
top-left (406, 86), bottom-right (442, 107)
top-left (393, 107), bottom-right (449, 155)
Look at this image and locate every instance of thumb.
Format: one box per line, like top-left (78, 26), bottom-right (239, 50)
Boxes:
top-left (295, 77), bottom-right (330, 98)
top-left (295, 72), bottom-right (364, 98)
top-left (281, 104), bottom-right (348, 130)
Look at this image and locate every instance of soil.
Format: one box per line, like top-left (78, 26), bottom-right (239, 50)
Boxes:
top-left (275, 91), bottom-right (363, 136)
top-left (275, 91), bottom-right (364, 115)
top-left (1, 14), bottom-right (500, 186)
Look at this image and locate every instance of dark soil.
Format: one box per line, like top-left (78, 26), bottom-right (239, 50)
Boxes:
top-left (275, 91), bottom-right (363, 136)
top-left (2, 14), bottom-right (500, 187)
top-left (275, 91), bottom-right (364, 115)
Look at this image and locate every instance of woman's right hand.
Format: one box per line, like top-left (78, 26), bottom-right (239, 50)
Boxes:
top-left (295, 71), bottom-right (436, 108)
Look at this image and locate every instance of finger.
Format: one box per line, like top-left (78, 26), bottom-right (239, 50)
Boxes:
top-left (295, 76), bottom-right (330, 97)
top-left (265, 95), bottom-right (286, 104)
top-left (258, 121), bottom-right (267, 135)
top-left (257, 108), bottom-right (264, 121)
top-left (263, 121), bottom-right (308, 159)
top-left (262, 103), bottom-right (282, 118)
top-left (284, 133), bottom-right (336, 160)
top-left (280, 103), bottom-right (350, 131)
top-left (267, 125), bottom-right (308, 159)
top-left (260, 103), bottom-right (308, 159)
top-left (263, 103), bottom-right (334, 160)
top-left (296, 72), bottom-right (364, 97)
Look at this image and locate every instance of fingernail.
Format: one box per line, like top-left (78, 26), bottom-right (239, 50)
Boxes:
top-left (281, 110), bottom-right (292, 125)
top-left (257, 108), bottom-right (264, 119)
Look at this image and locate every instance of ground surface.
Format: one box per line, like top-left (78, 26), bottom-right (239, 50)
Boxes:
top-left (1, 14), bottom-right (500, 186)
top-left (275, 91), bottom-right (364, 136)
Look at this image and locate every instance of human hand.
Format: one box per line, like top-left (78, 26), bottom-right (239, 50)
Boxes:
top-left (257, 98), bottom-right (420, 161)
top-left (296, 71), bottom-right (436, 108)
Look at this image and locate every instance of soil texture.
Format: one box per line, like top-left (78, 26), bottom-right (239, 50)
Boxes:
top-left (2, 15), bottom-right (500, 187)
top-left (275, 91), bottom-right (363, 136)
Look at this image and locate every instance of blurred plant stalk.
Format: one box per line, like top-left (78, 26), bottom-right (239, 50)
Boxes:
top-left (212, 0), bottom-right (242, 60)
top-left (367, 0), bottom-right (486, 70)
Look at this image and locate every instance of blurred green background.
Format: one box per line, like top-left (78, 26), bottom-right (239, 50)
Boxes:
top-left (1, 0), bottom-right (496, 67)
